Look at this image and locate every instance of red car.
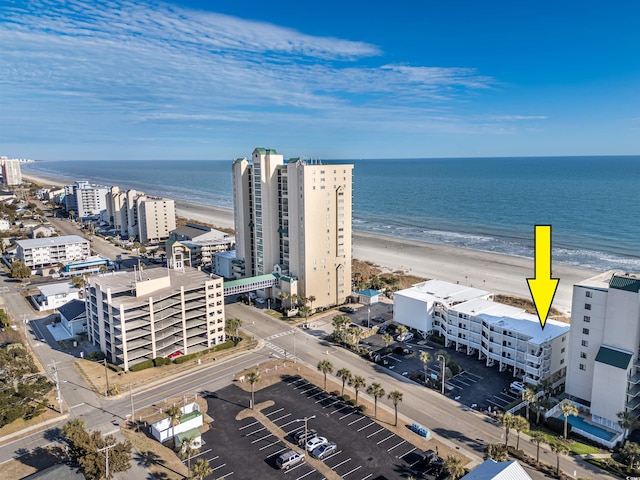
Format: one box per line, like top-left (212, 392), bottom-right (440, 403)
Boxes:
top-left (168, 350), bottom-right (183, 359)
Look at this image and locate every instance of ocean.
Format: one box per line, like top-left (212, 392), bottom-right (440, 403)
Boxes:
top-left (22, 156), bottom-right (640, 272)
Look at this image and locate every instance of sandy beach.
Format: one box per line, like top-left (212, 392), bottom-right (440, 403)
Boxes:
top-left (24, 172), bottom-right (596, 314)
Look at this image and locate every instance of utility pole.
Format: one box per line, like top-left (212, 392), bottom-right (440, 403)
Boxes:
top-left (129, 383), bottom-right (135, 425)
top-left (48, 360), bottom-right (64, 414)
top-left (438, 354), bottom-right (446, 395)
top-left (103, 358), bottom-right (110, 397)
top-left (293, 328), bottom-right (297, 363)
top-left (22, 313), bottom-right (30, 354)
top-left (97, 441), bottom-right (116, 479)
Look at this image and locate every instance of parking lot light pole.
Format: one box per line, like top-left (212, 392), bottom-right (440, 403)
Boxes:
top-left (367, 307), bottom-right (371, 328)
top-left (438, 354), bottom-right (446, 395)
top-left (294, 415), bottom-right (316, 449)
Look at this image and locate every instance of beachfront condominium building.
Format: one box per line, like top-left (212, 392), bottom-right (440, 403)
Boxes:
top-left (86, 266), bottom-right (225, 371)
top-left (64, 181), bottom-right (109, 218)
top-left (16, 235), bottom-right (91, 269)
top-left (106, 187), bottom-right (176, 243)
top-left (232, 148), bottom-right (353, 309)
top-left (167, 224), bottom-right (235, 269)
top-left (1, 157), bottom-right (22, 185)
top-left (393, 280), bottom-right (570, 386)
top-left (565, 271), bottom-right (640, 436)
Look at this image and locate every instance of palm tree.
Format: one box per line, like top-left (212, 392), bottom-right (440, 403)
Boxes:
top-left (529, 431), bottom-right (546, 464)
top-left (512, 415), bottom-right (529, 450)
top-left (396, 325), bottom-right (408, 337)
top-left (336, 368), bottom-right (352, 397)
top-left (485, 443), bottom-right (508, 462)
top-left (246, 370), bottom-right (261, 409)
top-left (387, 390), bottom-right (403, 426)
top-left (622, 441), bottom-right (640, 470)
top-left (191, 458), bottom-right (212, 480)
top-left (164, 405), bottom-right (182, 446)
top-left (349, 375), bottom-right (366, 406)
top-left (178, 434), bottom-right (199, 473)
top-left (366, 382), bottom-right (386, 419)
top-left (381, 333), bottom-right (393, 353)
top-left (559, 400), bottom-right (578, 439)
top-left (521, 387), bottom-right (536, 423)
top-left (550, 440), bottom-right (570, 477)
top-left (317, 360), bottom-right (333, 391)
top-left (345, 326), bottom-right (362, 348)
top-left (420, 351), bottom-right (432, 382)
top-left (443, 454), bottom-right (465, 480)
top-left (278, 291), bottom-right (289, 310)
top-left (498, 412), bottom-right (515, 447)
top-left (308, 295), bottom-right (316, 313)
top-left (618, 410), bottom-right (637, 446)
top-left (332, 315), bottom-right (350, 332)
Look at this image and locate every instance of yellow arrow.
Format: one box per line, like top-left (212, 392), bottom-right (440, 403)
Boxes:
top-left (526, 225), bottom-right (559, 329)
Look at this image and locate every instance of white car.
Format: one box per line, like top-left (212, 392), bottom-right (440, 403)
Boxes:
top-left (396, 332), bottom-right (414, 342)
top-left (255, 297), bottom-right (266, 304)
top-left (305, 436), bottom-right (328, 452)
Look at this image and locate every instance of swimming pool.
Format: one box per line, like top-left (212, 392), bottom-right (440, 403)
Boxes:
top-left (559, 414), bottom-right (617, 441)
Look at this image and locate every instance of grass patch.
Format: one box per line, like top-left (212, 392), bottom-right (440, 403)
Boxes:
top-left (527, 427), bottom-right (603, 455)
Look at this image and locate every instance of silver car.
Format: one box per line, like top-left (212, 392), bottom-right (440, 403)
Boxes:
top-left (311, 442), bottom-right (337, 460)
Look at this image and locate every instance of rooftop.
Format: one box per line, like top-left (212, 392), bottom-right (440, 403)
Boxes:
top-left (610, 273), bottom-right (640, 293)
top-left (58, 299), bottom-right (86, 321)
top-left (37, 282), bottom-right (80, 297)
top-left (595, 345), bottom-right (633, 370)
top-left (396, 279), bottom-right (491, 306)
top-left (17, 235), bottom-right (89, 249)
top-left (461, 459), bottom-right (531, 480)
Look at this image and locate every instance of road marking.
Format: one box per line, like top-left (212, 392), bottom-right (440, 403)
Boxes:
top-left (294, 382), bottom-right (310, 390)
top-left (212, 463), bottom-right (227, 471)
top-left (366, 427), bottom-right (385, 438)
top-left (387, 355), bottom-right (402, 362)
top-left (341, 465), bottom-right (362, 477)
top-left (273, 446), bottom-right (289, 456)
top-left (264, 330), bottom-right (295, 341)
top-left (339, 411), bottom-right (354, 420)
top-left (330, 405), bottom-right (350, 415)
top-left (251, 433), bottom-right (273, 444)
top-left (376, 433), bottom-right (395, 445)
top-left (357, 422), bottom-right (375, 432)
top-left (244, 427), bottom-right (266, 436)
top-left (323, 399), bottom-right (342, 409)
top-left (238, 421), bottom-right (259, 430)
top-left (280, 419), bottom-right (299, 428)
top-left (487, 399), bottom-right (506, 408)
top-left (287, 378), bottom-right (305, 385)
top-left (309, 390), bottom-right (325, 398)
top-left (300, 386), bottom-right (317, 394)
top-left (272, 413), bottom-right (291, 422)
top-left (283, 461), bottom-right (307, 474)
top-left (315, 395), bottom-right (331, 404)
top-left (360, 474), bottom-right (373, 480)
top-left (348, 416), bottom-right (366, 426)
top-left (69, 403), bottom-right (85, 409)
top-left (183, 448), bottom-right (212, 462)
top-left (399, 447), bottom-right (417, 458)
top-left (206, 456), bottom-right (220, 463)
top-left (259, 440), bottom-right (282, 451)
top-left (387, 440), bottom-right (406, 452)
top-left (265, 407), bottom-right (284, 417)
top-left (295, 468), bottom-right (318, 480)
top-left (287, 426), bottom-right (304, 435)
top-left (329, 457), bottom-right (351, 470)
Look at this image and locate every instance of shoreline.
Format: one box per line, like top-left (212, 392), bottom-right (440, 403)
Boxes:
top-left (23, 172), bottom-right (597, 313)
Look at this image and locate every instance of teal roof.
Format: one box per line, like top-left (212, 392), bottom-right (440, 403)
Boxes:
top-left (253, 147), bottom-right (277, 155)
top-left (357, 289), bottom-right (381, 297)
top-left (595, 345), bottom-right (633, 370)
top-left (179, 411), bottom-right (202, 423)
top-left (609, 274), bottom-right (640, 293)
top-left (175, 427), bottom-right (202, 442)
top-left (224, 274), bottom-right (278, 288)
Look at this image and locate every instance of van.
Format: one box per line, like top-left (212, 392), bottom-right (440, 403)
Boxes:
top-left (275, 450), bottom-right (305, 470)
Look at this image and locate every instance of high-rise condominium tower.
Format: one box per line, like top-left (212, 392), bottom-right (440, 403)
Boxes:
top-left (232, 148), bottom-right (353, 309)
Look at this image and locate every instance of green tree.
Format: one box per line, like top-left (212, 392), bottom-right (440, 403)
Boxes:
top-left (521, 387), bottom-right (536, 423)
top-left (349, 375), bottom-right (366, 406)
top-left (164, 405), bottom-right (182, 446)
top-left (549, 440), bottom-right (570, 477)
top-left (381, 333), bottom-right (393, 352)
top-left (529, 431), bottom-right (546, 464)
top-left (512, 415), bottom-right (529, 450)
top-left (307, 295), bottom-right (316, 313)
top-left (396, 325), bottom-right (408, 337)
top-left (366, 382), bottom-right (385, 419)
top-left (332, 315), bottom-right (350, 332)
top-left (420, 351), bottom-right (432, 382)
top-left (10, 260), bottom-right (31, 279)
top-left (387, 390), bottom-right (403, 426)
top-left (559, 400), bottom-right (578, 439)
top-left (278, 291), bottom-right (290, 310)
top-left (622, 441), bottom-right (640, 470)
top-left (178, 435), bottom-right (199, 473)
top-left (317, 360), bottom-right (333, 391)
top-left (485, 443), bottom-right (508, 462)
top-left (71, 275), bottom-right (85, 289)
top-left (443, 454), bottom-right (465, 480)
top-left (618, 410), bottom-right (637, 446)
top-left (336, 368), bottom-right (352, 397)
top-left (345, 326), bottom-right (362, 348)
top-left (498, 412), bottom-right (515, 447)
top-left (139, 246), bottom-right (147, 256)
top-left (246, 370), bottom-right (261, 409)
top-left (191, 458), bottom-right (212, 480)
top-left (225, 317), bottom-right (242, 340)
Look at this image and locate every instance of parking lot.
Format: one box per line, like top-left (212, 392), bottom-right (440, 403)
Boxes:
top-left (198, 376), bottom-right (437, 479)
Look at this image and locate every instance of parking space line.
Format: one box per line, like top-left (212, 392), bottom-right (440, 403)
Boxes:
top-left (259, 440), bottom-right (282, 451)
top-left (452, 378), bottom-right (473, 387)
top-left (218, 472), bottom-right (234, 478)
top-left (387, 440), bottom-right (406, 452)
top-left (295, 468), bottom-right (318, 480)
top-left (466, 371), bottom-right (483, 380)
top-left (399, 447), bottom-right (417, 458)
top-left (288, 377), bottom-right (305, 385)
top-left (342, 465), bottom-right (362, 477)
top-left (273, 446), bottom-right (289, 456)
top-left (387, 355), bottom-right (402, 362)
top-left (357, 422), bottom-right (375, 432)
top-left (366, 427), bottom-right (385, 438)
top-left (323, 450), bottom-right (342, 462)
top-left (339, 411), bottom-right (354, 420)
top-left (206, 456), bottom-right (219, 463)
top-left (360, 474), bottom-right (373, 480)
top-left (280, 419), bottom-right (299, 428)
top-left (294, 382), bottom-right (310, 390)
top-left (238, 420), bottom-right (259, 430)
top-left (376, 433), bottom-right (395, 445)
top-left (300, 386), bottom-right (318, 394)
top-left (251, 433), bottom-right (273, 444)
top-left (487, 399), bottom-right (505, 408)
top-left (330, 405), bottom-right (350, 415)
top-left (244, 427), bottom-right (266, 436)
top-left (265, 407), bottom-right (285, 417)
top-left (212, 463), bottom-right (227, 471)
top-left (187, 448), bottom-right (211, 461)
top-left (287, 426), bottom-right (304, 435)
top-left (283, 461), bottom-right (308, 474)
top-left (323, 399), bottom-right (342, 409)
top-left (329, 457), bottom-right (351, 470)
top-left (309, 390), bottom-right (325, 398)
top-left (272, 413), bottom-right (292, 422)
top-left (347, 416), bottom-right (366, 426)
top-left (316, 396), bottom-right (331, 404)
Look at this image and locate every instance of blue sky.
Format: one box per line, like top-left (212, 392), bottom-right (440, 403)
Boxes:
top-left (1, 0), bottom-right (639, 160)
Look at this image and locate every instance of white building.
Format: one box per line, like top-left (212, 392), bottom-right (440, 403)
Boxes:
top-left (394, 280), bottom-right (570, 386)
top-left (31, 225), bottom-right (56, 238)
top-left (65, 181), bottom-right (109, 218)
top-left (565, 271), bottom-right (640, 437)
top-left (150, 402), bottom-right (203, 446)
top-left (1, 157), bottom-right (22, 185)
top-left (461, 459), bottom-right (532, 480)
top-left (86, 266), bottom-right (225, 371)
top-left (212, 250), bottom-right (236, 279)
top-left (0, 218), bottom-right (10, 231)
top-left (232, 148), bottom-right (353, 309)
top-left (16, 235), bottom-right (90, 269)
top-left (34, 282), bottom-right (81, 311)
top-left (58, 299), bottom-right (87, 335)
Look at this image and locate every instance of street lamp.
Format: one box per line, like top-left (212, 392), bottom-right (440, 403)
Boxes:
top-left (367, 307), bottom-right (371, 328)
top-left (438, 354), bottom-right (446, 395)
top-left (294, 415), bottom-right (316, 448)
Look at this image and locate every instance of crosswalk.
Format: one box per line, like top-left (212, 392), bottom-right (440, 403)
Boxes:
top-left (264, 329), bottom-right (296, 341)
top-left (264, 329), bottom-right (297, 359)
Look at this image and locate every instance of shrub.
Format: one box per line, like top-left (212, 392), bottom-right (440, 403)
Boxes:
top-left (330, 390), bottom-right (340, 397)
top-left (87, 351), bottom-right (105, 361)
top-left (130, 359), bottom-right (153, 372)
top-left (346, 399), bottom-right (356, 407)
top-left (357, 405), bottom-right (367, 413)
top-left (174, 353), bottom-right (198, 364)
top-left (107, 363), bottom-right (122, 373)
top-left (447, 361), bottom-right (461, 376)
top-left (153, 357), bottom-right (171, 367)
top-left (546, 416), bottom-right (571, 436)
top-left (342, 394), bottom-right (351, 402)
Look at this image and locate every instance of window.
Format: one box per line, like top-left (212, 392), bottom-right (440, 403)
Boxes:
top-left (582, 328), bottom-right (590, 335)
top-left (586, 290), bottom-right (592, 298)
top-left (561, 347), bottom-right (565, 353)
top-left (560, 359), bottom-right (565, 364)
top-left (583, 315), bottom-right (590, 323)
top-left (579, 364), bottom-right (586, 371)
top-left (580, 352), bottom-right (587, 359)
top-left (585, 303), bottom-right (591, 310)
top-left (581, 340), bottom-right (589, 347)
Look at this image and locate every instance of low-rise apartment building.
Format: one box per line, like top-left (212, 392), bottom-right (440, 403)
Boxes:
top-left (394, 280), bottom-right (570, 386)
top-left (86, 266), bottom-right (225, 371)
top-left (565, 271), bottom-right (640, 438)
top-left (16, 235), bottom-right (90, 269)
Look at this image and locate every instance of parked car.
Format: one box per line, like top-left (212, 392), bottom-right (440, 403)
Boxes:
top-left (396, 332), bottom-right (414, 342)
top-left (305, 436), bottom-right (328, 452)
top-left (275, 450), bottom-right (305, 470)
top-left (255, 297), bottom-right (266, 304)
top-left (339, 306), bottom-right (356, 314)
top-left (293, 429), bottom-right (317, 445)
top-left (372, 315), bottom-right (385, 323)
top-left (378, 325), bottom-right (387, 334)
top-left (312, 442), bottom-right (337, 460)
top-left (167, 350), bottom-right (183, 359)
